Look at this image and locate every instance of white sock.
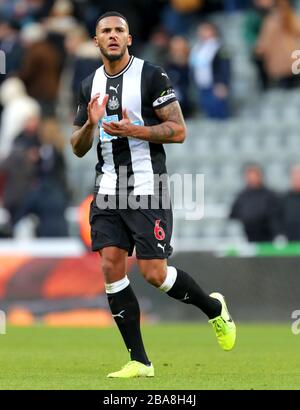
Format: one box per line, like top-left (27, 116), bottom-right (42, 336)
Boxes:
top-left (159, 266), bottom-right (177, 293)
top-left (105, 275), bottom-right (130, 294)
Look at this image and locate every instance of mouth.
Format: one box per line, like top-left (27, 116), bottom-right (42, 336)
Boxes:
top-left (108, 43), bottom-right (119, 50)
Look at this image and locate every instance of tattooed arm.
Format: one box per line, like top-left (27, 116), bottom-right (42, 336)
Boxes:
top-left (148, 100), bottom-right (187, 144)
top-left (102, 101), bottom-right (187, 144)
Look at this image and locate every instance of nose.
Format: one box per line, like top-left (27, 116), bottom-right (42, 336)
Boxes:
top-left (109, 30), bottom-right (118, 39)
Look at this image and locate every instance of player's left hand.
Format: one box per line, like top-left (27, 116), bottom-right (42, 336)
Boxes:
top-left (102, 109), bottom-right (135, 137)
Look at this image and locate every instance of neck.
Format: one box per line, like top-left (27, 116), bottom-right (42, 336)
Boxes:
top-left (103, 52), bottom-right (131, 76)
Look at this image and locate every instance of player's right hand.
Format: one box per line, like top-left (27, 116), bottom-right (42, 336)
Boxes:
top-left (87, 93), bottom-right (109, 125)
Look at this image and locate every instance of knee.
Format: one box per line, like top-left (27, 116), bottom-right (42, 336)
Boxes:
top-left (141, 265), bottom-right (166, 288)
top-left (102, 258), bottom-right (114, 277)
top-left (102, 257), bottom-right (122, 282)
top-left (99, 248), bottom-right (127, 284)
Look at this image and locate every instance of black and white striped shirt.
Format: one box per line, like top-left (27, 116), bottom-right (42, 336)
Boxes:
top-left (74, 56), bottom-right (177, 196)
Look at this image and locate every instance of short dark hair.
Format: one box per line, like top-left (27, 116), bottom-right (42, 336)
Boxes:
top-left (95, 11), bottom-right (129, 30)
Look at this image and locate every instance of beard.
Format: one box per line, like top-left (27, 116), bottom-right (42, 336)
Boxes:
top-left (100, 44), bottom-right (127, 62)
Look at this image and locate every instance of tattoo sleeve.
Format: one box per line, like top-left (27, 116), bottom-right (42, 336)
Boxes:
top-left (131, 101), bottom-right (187, 144)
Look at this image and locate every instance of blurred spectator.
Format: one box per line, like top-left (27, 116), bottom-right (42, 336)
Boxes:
top-left (0, 116), bottom-right (41, 234)
top-left (19, 22), bottom-right (62, 117)
top-left (230, 164), bottom-right (281, 242)
top-left (141, 27), bottom-right (170, 68)
top-left (0, 77), bottom-right (41, 159)
top-left (255, 0), bottom-right (300, 89)
top-left (280, 166), bottom-right (300, 241)
top-left (88, 0), bottom-right (163, 55)
top-left (44, 0), bottom-right (78, 63)
top-left (0, 117), bottom-right (69, 237)
top-left (0, 0), bottom-right (54, 23)
top-left (243, 0), bottom-right (274, 90)
top-left (162, 0), bottom-right (204, 36)
top-left (223, 0), bottom-right (253, 12)
top-left (189, 22), bottom-right (231, 119)
top-left (44, 0), bottom-right (77, 35)
top-left (71, 0), bottom-right (101, 37)
top-left (32, 118), bottom-right (69, 237)
top-left (165, 35), bottom-right (193, 117)
top-left (64, 25), bottom-right (101, 110)
top-left (0, 19), bottom-right (23, 83)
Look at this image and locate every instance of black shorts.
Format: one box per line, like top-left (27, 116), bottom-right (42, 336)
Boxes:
top-left (89, 196), bottom-right (173, 259)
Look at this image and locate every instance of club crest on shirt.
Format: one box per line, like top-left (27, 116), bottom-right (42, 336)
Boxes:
top-left (108, 95), bottom-right (120, 110)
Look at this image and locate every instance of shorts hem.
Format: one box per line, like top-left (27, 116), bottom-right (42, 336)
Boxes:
top-left (136, 253), bottom-right (171, 260)
top-left (92, 242), bottom-right (132, 254)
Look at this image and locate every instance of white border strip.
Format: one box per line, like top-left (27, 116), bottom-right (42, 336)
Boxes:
top-left (0, 239), bottom-right (86, 257)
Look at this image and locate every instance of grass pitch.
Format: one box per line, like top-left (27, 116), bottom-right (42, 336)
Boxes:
top-left (0, 323), bottom-right (299, 390)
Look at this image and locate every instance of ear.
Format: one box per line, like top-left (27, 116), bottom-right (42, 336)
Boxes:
top-left (94, 36), bottom-right (99, 47)
top-left (127, 34), bottom-right (132, 47)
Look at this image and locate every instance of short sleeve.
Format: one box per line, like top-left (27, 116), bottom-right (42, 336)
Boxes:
top-left (73, 82), bottom-right (89, 126)
top-left (150, 66), bottom-right (177, 110)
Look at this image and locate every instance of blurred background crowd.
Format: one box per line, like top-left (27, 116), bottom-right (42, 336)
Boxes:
top-left (1, 0), bottom-right (300, 246)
